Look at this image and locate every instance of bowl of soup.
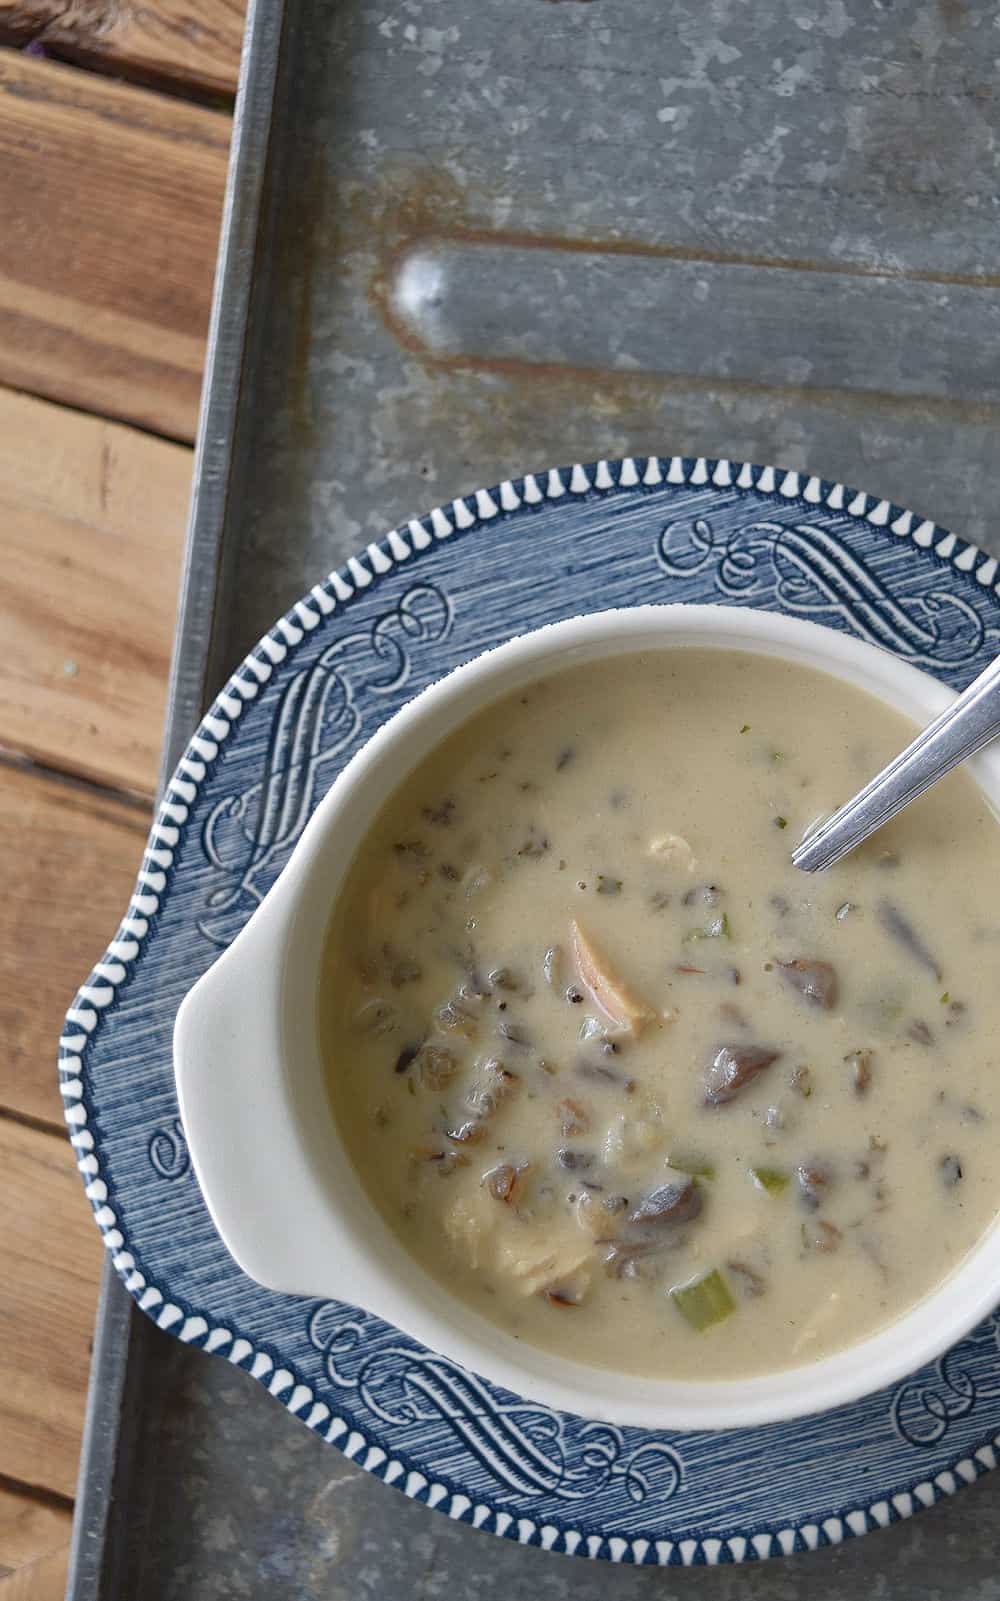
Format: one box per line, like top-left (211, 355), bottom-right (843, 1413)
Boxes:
top-left (174, 604), bottom-right (1000, 1429)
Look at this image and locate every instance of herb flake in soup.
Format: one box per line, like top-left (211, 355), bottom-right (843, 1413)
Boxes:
top-left (319, 649), bottom-right (1000, 1380)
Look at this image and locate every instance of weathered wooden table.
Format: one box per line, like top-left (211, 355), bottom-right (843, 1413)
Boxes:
top-left (0, 8), bottom-right (242, 1592)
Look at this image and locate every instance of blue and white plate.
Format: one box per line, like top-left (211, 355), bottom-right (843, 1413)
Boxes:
top-left (63, 457), bottom-right (1000, 1566)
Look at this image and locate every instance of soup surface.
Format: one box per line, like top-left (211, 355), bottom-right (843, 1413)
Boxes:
top-left (321, 649), bottom-right (1000, 1379)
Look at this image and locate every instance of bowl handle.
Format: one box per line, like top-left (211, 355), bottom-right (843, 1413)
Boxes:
top-left (173, 898), bottom-right (383, 1305)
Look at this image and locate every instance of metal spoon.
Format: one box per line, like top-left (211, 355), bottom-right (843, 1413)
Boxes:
top-left (792, 652), bottom-right (1000, 873)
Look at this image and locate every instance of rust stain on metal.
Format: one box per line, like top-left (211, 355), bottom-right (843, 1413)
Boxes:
top-left (352, 164), bottom-right (1000, 429)
top-left (362, 163), bottom-right (1000, 333)
top-left (938, 0), bottom-right (969, 28)
top-left (271, 139), bottom-right (331, 448)
top-left (403, 348), bottom-right (1000, 428)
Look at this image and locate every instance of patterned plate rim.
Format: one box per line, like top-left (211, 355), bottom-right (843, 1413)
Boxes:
top-left (60, 454), bottom-right (1000, 1566)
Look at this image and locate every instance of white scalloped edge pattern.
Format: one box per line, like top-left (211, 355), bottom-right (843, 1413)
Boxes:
top-left (60, 456), bottom-right (1000, 1564)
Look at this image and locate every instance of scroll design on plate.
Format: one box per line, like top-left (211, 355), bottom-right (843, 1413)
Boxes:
top-left (891, 1316), bottom-right (1000, 1447)
top-left (197, 584), bottom-right (453, 946)
top-left (307, 1304), bottom-right (683, 1504)
top-left (656, 517), bottom-right (997, 668)
top-left (148, 1118), bottom-right (191, 1180)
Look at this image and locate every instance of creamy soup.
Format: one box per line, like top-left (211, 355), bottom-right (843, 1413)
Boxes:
top-left (320, 649), bottom-right (1000, 1379)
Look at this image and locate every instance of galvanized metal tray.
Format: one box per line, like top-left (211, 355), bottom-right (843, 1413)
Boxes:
top-left (68, 0), bottom-right (1000, 1594)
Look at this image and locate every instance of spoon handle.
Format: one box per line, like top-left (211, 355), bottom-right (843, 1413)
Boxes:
top-left (792, 651), bottom-right (1000, 873)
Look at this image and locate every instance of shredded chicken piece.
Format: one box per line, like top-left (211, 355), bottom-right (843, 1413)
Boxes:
top-left (574, 1189), bottom-right (614, 1239)
top-left (791, 1289), bottom-right (843, 1357)
top-left (601, 1102), bottom-right (666, 1167)
top-left (445, 1189), bottom-right (597, 1295)
top-left (444, 1193), bottom-right (490, 1270)
top-left (498, 1225), bottom-right (595, 1297)
top-left (647, 832), bottom-right (697, 872)
top-left (570, 920), bottom-right (657, 1038)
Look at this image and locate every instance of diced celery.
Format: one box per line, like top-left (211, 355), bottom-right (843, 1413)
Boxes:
top-left (670, 1269), bottom-right (735, 1331)
top-left (749, 1165), bottom-right (788, 1196)
top-left (669, 1153), bottom-right (717, 1181)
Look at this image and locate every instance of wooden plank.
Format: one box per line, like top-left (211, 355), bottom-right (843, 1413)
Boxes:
top-left (0, 1118), bottom-right (104, 1499)
top-left (0, 1489), bottom-right (70, 1582)
top-left (0, 1), bottom-right (245, 99)
top-left (0, 387), bottom-right (190, 792)
top-left (0, 1545), bottom-right (69, 1601)
top-left (0, 761), bottom-right (149, 1129)
top-left (0, 52), bottom-right (228, 440)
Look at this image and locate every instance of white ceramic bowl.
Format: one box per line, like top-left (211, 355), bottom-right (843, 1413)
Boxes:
top-left (174, 603), bottom-right (1000, 1430)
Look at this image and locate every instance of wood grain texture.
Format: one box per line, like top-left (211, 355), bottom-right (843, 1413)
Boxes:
top-left (0, 760), bottom-right (149, 1128)
top-left (0, 52), bottom-right (228, 439)
top-left (0, 1544), bottom-right (69, 1600)
top-left (0, 1118), bottom-right (104, 1499)
top-left (0, 1489), bottom-right (70, 1582)
top-left (0, 0), bottom-right (245, 99)
top-left (0, 387), bottom-right (190, 792)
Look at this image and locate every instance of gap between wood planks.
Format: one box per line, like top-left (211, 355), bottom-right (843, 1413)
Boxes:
top-left (0, 1544), bottom-right (70, 1599)
top-left (0, 757), bottom-right (154, 1130)
top-left (0, 1476), bottom-right (73, 1522)
top-left (1, 1117), bottom-right (106, 1501)
top-left (0, 0), bottom-right (245, 101)
top-left (0, 385), bottom-right (190, 794)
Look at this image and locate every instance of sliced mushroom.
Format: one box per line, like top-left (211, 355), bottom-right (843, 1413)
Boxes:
top-left (578, 1014), bottom-right (620, 1054)
top-left (445, 1119), bottom-right (488, 1147)
top-left (796, 1162), bottom-right (833, 1211)
top-left (682, 883), bottom-right (721, 908)
top-left (726, 1258), bottom-right (767, 1298)
top-left (789, 1065), bottom-right (813, 1099)
top-left (845, 1049), bottom-right (873, 1097)
top-left (558, 1097), bottom-right (591, 1137)
top-left (483, 1162), bottom-right (529, 1205)
top-left (877, 900), bottom-right (942, 981)
top-left (542, 945), bottom-right (563, 989)
top-left (435, 993), bottom-right (480, 1037)
top-left (557, 1148), bottom-right (595, 1171)
top-left (488, 966), bottom-right (520, 992)
top-left (906, 1020), bottom-right (934, 1047)
top-left (464, 1058), bottom-right (519, 1119)
top-left (628, 1176), bottom-right (702, 1229)
top-left (416, 1045), bottom-right (458, 1090)
top-left (939, 1154), bottom-right (963, 1188)
top-left (544, 1286), bottom-right (584, 1308)
top-left (497, 1019), bottom-right (533, 1051)
top-left (802, 1219), bottom-right (842, 1253)
top-left (411, 1145), bottom-right (469, 1177)
top-left (603, 1237), bottom-right (665, 1279)
top-left (704, 1043), bottom-right (781, 1106)
top-left (718, 1001), bottom-right (749, 1029)
top-left (394, 1042), bottom-right (423, 1075)
top-left (776, 959), bottom-right (839, 1010)
top-left (576, 1060), bottom-right (636, 1091)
